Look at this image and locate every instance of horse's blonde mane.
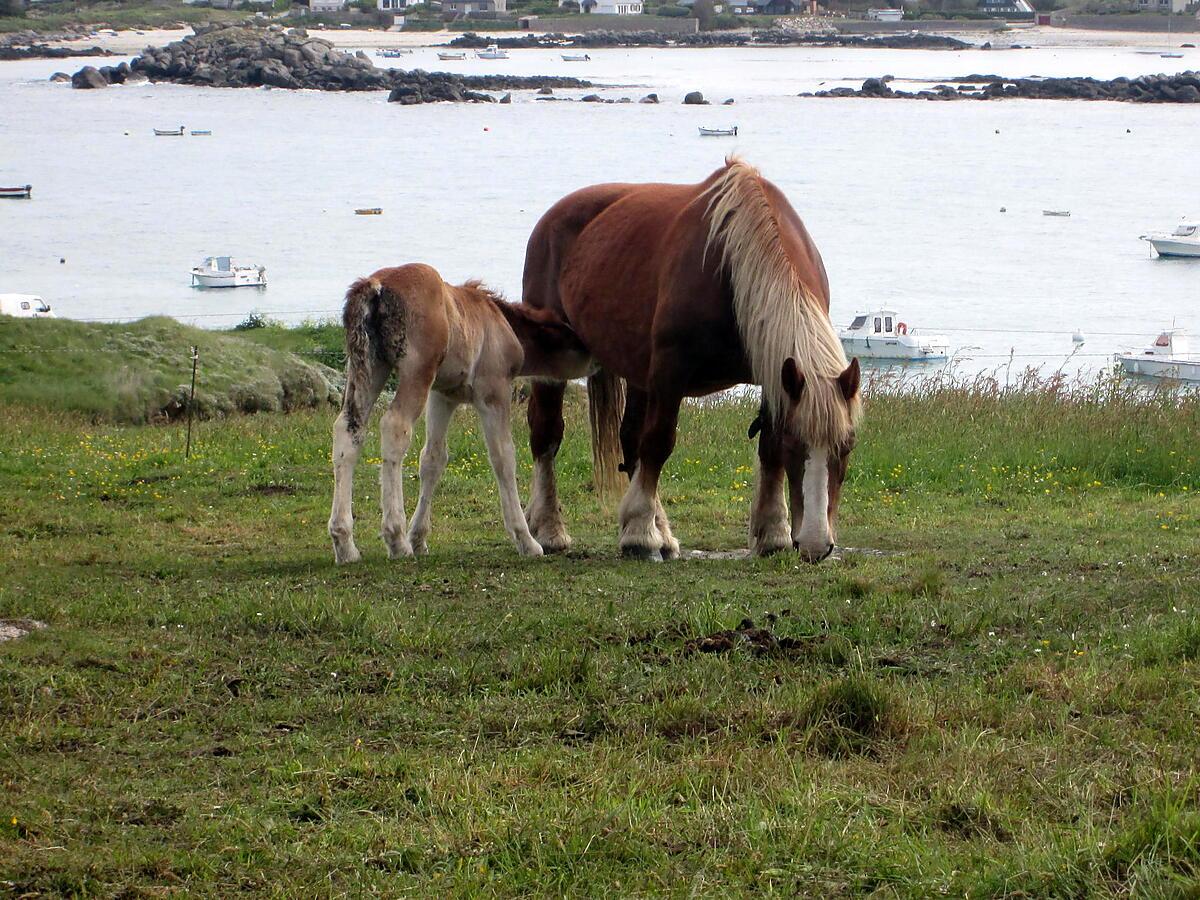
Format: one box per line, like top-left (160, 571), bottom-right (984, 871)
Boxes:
top-left (704, 158), bottom-right (860, 447)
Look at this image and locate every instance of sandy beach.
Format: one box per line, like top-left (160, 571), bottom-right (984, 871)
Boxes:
top-left (44, 23), bottom-right (1196, 56)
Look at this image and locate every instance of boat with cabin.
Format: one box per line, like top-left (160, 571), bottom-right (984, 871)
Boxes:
top-left (1140, 220), bottom-right (1200, 258)
top-left (1, 185), bottom-right (32, 199)
top-left (0, 294), bottom-right (55, 318)
top-left (699, 126), bottom-right (738, 137)
top-left (839, 309), bottom-right (949, 360)
top-left (190, 256), bottom-right (267, 289)
top-left (476, 45), bottom-right (509, 59)
top-left (1115, 329), bottom-right (1200, 382)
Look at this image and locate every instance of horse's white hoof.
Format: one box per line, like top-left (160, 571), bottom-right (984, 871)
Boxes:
top-left (333, 544), bottom-right (361, 565)
top-left (518, 539), bottom-right (545, 558)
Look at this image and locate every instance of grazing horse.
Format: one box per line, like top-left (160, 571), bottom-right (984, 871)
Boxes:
top-left (521, 158), bottom-right (862, 561)
top-left (328, 264), bottom-right (592, 563)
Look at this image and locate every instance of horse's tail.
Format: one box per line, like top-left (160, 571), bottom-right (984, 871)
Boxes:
top-left (341, 275), bottom-right (388, 433)
top-left (587, 369), bottom-right (625, 499)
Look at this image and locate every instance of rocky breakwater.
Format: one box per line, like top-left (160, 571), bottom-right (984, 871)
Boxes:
top-left (70, 24), bottom-right (589, 101)
top-left (450, 29), bottom-right (969, 51)
top-left (805, 72), bottom-right (1200, 103)
top-left (0, 28), bottom-right (114, 61)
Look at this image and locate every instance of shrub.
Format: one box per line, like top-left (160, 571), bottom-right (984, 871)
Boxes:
top-left (656, 4), bottom-right (688, 14)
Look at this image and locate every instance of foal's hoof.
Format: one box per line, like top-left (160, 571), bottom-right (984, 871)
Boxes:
top-left (621, 544), bottom-right (663, 562)
top-left (386, 540), bottom-right (414, 560)
top-left (332, 544), bottom-right (361, 565)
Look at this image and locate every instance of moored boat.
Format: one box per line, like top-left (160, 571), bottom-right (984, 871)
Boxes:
top-left (698, 126), bottom-right (738, 137)
top-left (378, 48), bottom-right (413, 58)
top-left (476, 44), bottom-right (509, 60)
top-left (1140, 220), bottom-right (1200, 258)
top-left (190, 129), bottom-right (212, 136)
top-left (561, 53), bottom-right (590, 61)
top-left (190, 256), bottom-right (267, 289)
top-left (0, 184), bottom-right (32, 199)
top-left (355, 207), bottom-right (383, 215)
top-left (437, 51), bottom-right (467, 61)
top-left (154, 126), bottom-right (185, 136)
top-left (1115, 329), bottom-right (1200, 382)
top-left (1043, 209), bottom-right (1071, 217)
top-left (839, 309), bottom-right (949, 361)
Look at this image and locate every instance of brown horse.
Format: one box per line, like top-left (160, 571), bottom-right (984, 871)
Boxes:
top-left (521, 158), bottom-right (862, 561)
top-left (328, 264), bottom-right (592, 563)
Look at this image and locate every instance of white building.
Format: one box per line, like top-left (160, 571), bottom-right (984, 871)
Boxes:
top-left (593, 0), bottom-right (643, 11)
top-left (309, 0), bottom-right (346, 12)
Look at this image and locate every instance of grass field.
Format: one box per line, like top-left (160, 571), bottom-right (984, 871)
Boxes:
top-left (1, 365), bottom-right (1198, 896)
top-left (0, 1), bottom-right (253, 35)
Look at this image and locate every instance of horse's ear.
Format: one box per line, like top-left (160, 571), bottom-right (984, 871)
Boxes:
top-left (781, 358), bottom-right (805, 403)
top-left (838, 358), bottom-right (861, 402)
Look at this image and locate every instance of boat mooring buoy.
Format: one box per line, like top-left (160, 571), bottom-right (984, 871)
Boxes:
top-left (1000, 206), bottom-right (1007, 213)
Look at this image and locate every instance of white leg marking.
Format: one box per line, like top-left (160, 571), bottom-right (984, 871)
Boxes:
top-left (476, 389), bottom-right (543, 558)
top-left (793, 446), bottom-right (833, 561)
top-left (526, 450), bottom-right (571, 553)
top-left (618, 467), bottom-right (663, 557)
top-left (407, 392), bottom-right (457, 555)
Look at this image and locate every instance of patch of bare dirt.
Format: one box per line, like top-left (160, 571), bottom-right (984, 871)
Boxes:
top-left (684, 616), bottom-right (822, 657)
top-left (0, 619), bottom-right (46, 643)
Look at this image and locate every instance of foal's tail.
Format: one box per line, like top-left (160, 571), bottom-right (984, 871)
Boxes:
top-left (341, 275), bottom-right (389, 434)
top-left (587, 369), bottom-right (625, 499)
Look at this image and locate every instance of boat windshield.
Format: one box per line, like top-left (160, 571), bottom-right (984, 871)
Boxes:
top-left (848, 315), bottom-right (867, 331)
top-left (35, 300), bottom-right (50, 312)
top-left (1171, 224), bottom-right (1197, 237)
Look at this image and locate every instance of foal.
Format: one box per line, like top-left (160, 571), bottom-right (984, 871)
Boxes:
top-left (328, 264), bottom-right (591, 563)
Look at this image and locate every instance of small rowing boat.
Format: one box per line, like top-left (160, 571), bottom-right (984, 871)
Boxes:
top-left (0, 184), bottom-right (32, 199)
top-left (355, 208), bottom-right (383, 215)
top-left (698, 126), bottom-right (738, 137)
top-left (1042, 209), bottom-right (1071, 217)
top-left (190, 129), bottom-right (212, 136)
top-left (154, 126), bottom-right (185, 136)
top-left (561, 53), bottom-right (590, 61)
top-left (378, 48), bottom-right (413, 58)
top-left (437, 51), bottom-right (466, 61)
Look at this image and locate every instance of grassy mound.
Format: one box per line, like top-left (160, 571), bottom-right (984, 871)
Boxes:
top-left (0, 316), bottom-right (339, 424)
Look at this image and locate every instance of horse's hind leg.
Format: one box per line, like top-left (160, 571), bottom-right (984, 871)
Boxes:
top-left (379, 361), bottom-right (435, 559)
top-left (407, 390), bottom-right (457, 555)
top-left (477, 384), bottom-right (543, 558)
top-left (329, 364), bottom-right (388, 564)
top-left (525, 380), bottom-right (571, 553)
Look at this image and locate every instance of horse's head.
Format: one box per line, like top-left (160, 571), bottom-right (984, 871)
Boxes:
top-left (780, 356), bottom-right (861, 563)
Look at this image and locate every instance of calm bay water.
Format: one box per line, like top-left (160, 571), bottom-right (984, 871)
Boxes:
top-left (2, 43), bottom-right (1198, 374)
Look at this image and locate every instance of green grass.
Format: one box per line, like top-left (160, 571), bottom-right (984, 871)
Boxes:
top-left (1, 365), bottom-right (1198, 895)
top-left (0, 317), bottom-right (338, 424)
top-left (0, 0), bottom-right (256, 35)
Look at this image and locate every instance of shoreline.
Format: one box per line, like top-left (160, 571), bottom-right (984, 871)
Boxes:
top-left (32, 24), bottom-right (1200, 57)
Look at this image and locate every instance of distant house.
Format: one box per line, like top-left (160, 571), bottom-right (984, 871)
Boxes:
top-left (866, 6), bottom-right (903, 19)
top-left (377, 0), bottom-right (407, 10)
top-left (309, 0), bottom-right (346, 11)
top-left (593, 0), bottom-right (643, 11)
top-left (978, 0), bottom-right (1033, 13)
top-left (731, 0), bottom-right (800, 12)
top-left (1136, 0), bottom-right (1187, 12)
top-left (443, 0), bottom-right (506, 12)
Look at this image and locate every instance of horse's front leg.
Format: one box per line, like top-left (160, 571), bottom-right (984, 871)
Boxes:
top-left (407, 391), bottom-right (457, 555)
top-left (476, 385), bottom-right (543, 558)
top-left (749, 412), bottom-right (792, 556)
top-left (618, 389), bottom-right (682, 560)
top-left (525, 380), bottom-right (572, 553)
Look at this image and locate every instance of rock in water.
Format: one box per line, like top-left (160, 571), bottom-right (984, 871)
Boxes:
top-left (71, 65), bottom-right (108, 89)
top-left (683, 90), bottom-right (707, 105)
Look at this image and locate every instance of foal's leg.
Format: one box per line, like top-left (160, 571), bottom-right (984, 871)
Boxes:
top-left (525, 380), bottom-right (571, 552)
top-left (407, 391), bottom-right (457, 555)
top-left (618, 389), bottom-right (682, 560)
top-left (476, 383), bottom-right (543, 558)
top-left (329, 364), bottom-right (389, 565)
top-left (379, 364), bottom-right (436, 560)
top-left (749, 416), bottom-right (792, 556)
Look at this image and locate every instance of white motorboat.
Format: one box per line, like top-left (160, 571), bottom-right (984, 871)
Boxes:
top-left (378, 48), bottom-right (413, 58)
top-left (154, 126), bottom-right (185, 136)
top-left (699, 126), bottom-right (738, 137)
top-left (0, 184), bottom-right (32, 199)
top-left (839, 309), bottom-right (949, 361)
top-left (1140, 220), bottom-right (1200, 258)
top-left (476, 45), bottom-right (509, 60)
top-left (0, 293), bottom-right (55, 318)
top-left (437, 51), bottom-right (466, 61)
top-left (1115, 329), bottom-right (1200, 382)
top-left (190, 256), bottom-right (267, 289)
top-left (561, 53), bottom-right (590, 61)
